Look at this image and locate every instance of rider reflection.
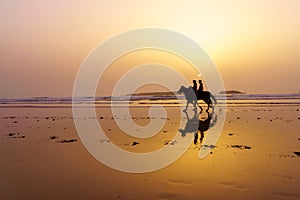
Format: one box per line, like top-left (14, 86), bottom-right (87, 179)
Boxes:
top-left (194, 111), bottom-right (217, 144)
top-left (178, 110), bottom-right (217, 145)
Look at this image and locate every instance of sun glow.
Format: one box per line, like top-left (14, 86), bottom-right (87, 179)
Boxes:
top-left (0, 0), bottom-right (299, 97)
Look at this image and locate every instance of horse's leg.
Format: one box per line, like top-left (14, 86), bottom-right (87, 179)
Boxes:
top-left (199, 103), bottom-right (203, 114)
top-left (193, 106), bottom-right (198, 115)
top-left (184, 101), bottom-right (189, 112)
top-left (206, 99), bottom-right (211, 112)
top-left (193, 102), bottom-right (197, 111)
top-left (206, 102), bottom-right (210, 112)
top-left (194, 132), bottom-right (198, 144)
top-left (192, 99), bottom-right (198, 111)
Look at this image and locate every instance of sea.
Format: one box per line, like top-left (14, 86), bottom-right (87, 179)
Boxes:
top-left (0, 93), bottom-right (300, 108)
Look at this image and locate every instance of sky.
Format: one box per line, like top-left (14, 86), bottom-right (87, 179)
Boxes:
top-left (0, 0), bottom-right (300, 97)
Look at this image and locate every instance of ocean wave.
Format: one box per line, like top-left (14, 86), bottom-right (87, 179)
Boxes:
top-left (0, 93), bottom-right (300, 106)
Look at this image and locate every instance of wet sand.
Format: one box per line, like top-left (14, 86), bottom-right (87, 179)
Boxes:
top-left (0, 105), bottom-right (299, 200)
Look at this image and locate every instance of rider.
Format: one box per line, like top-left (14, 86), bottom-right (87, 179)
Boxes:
top-left (197, 80), bottom-right (203, 97)
top-left (192, 80), bottom-right (197, 94)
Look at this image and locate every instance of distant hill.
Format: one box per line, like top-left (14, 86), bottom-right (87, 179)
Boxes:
top-left (132, 90), bottom-right (246, 96)
top-left (131, 91), bottom-right (176, 96)
top-left (219, 90), bottom-right (245, 94)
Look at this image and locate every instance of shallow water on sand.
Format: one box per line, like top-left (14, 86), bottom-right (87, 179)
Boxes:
top-left (0, 103), bottom-right (299, 200)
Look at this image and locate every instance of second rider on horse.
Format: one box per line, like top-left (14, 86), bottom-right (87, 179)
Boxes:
top-left (192, 79), bottom-right (204, 98)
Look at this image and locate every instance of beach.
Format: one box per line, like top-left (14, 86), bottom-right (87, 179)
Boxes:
top-left (2, 0), bottom-right (300, 199)
top-left (0, 95), bottom-right (299, 200)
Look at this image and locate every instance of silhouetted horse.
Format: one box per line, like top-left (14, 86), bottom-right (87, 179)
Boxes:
top-left (178, 86), bottom-right (217, 112)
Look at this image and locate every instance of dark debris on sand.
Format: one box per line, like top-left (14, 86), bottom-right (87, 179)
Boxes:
top-left (228, 145), bottom-right (251, 150)
top-left (279, 153), bottom-right (297, 158)
top-left (49, 136), bottom-right (58, 140)
top-left (99, 139), bottom-right (110, 143)
top-left (294, 152), bottom-right (300, 156)
top-left (164, 140), bottom-right (177, 145)
top-left (124, 141), bottom-right (141, 146)
top-left (6, 132), bottom-right (25, 139)
top-left (131, 141), bottom-right (140, 146)
top-left (57, 139), bottom-right (77, 143)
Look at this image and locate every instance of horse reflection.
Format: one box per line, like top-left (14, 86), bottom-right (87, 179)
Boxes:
top-left (178, 111), bottom-right (217, 144)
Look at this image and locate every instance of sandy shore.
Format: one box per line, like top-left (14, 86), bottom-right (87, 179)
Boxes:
top-left (0, 105), bottom-right (299, 200)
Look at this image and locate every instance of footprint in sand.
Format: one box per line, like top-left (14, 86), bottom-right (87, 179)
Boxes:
top-left (168, 179), bottom-right (192, 186)
top-left (220, 181), bottom-right (248, 191)
top-left (158, 192), bottom-right (183, 200)
top-left (273, 192), bottom-right (300, 198)
top-left (271, 174), bottom-right (293, 181)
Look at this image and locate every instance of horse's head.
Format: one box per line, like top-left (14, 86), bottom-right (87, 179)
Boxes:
top-left (178, 86), bottom-right (185, 94)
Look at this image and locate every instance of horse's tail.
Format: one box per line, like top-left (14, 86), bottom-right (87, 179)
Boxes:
top-left (210, 92), bottom-right (217, 104)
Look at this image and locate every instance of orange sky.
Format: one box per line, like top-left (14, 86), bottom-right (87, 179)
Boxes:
top-left (0, 0), bottom-right (299, 97)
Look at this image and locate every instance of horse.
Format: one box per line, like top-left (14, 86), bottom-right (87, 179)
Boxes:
top-left (178, 85), bottom-right (217, 112)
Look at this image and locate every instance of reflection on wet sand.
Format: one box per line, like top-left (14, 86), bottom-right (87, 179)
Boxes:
top-left (178, 110), bottom-right (217, 145)
top-left (0, 105), bottom-right (299, 200)
top-left (194, 111), bottom-right (217, 144)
